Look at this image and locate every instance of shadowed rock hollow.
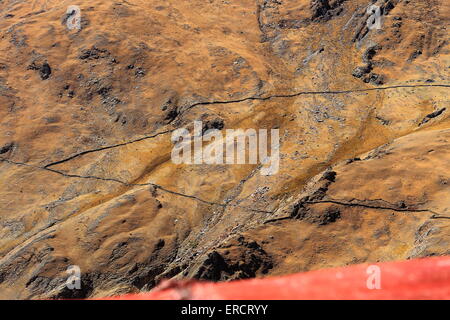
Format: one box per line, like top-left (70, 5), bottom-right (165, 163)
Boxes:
top-left (0, 0), bottom-right (448, 299)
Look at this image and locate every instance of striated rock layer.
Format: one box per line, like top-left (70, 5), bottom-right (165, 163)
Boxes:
top-left (0, 0), bottom-right (448, 298)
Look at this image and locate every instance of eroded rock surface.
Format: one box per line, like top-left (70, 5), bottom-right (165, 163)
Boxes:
top-left (0, 0), bottom-right (448, 298)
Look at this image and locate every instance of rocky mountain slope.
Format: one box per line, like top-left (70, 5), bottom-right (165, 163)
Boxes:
top-left (0, 0), bottom-right (448, 299)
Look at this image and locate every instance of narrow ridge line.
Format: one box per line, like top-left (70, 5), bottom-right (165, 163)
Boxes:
top-left (264, 199), bottom-right (448, 224)
top-left (0, 158), bottom-right (273, 214)
top-left (43, 83), bottom-right (449, 168)
top-left (304, 199), bottom-right (444, 216)
top-left (179, 83), bottom-right (450, 114)
top-left (44, 129), bottom-right (174, 169)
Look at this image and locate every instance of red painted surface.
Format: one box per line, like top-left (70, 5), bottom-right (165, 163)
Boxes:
top-left (103, 256), bottom-right (450, 300)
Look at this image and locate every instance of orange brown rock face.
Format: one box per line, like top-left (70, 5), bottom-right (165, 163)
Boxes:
top-left (0, 0), bottom-right (448, 299)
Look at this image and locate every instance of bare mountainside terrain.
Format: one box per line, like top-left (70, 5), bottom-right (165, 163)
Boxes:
top-left (0, 0), bottom-right (449, 299)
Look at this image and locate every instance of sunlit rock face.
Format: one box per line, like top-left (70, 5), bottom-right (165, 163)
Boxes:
top-left (0, 0), bottom-right (448, 299)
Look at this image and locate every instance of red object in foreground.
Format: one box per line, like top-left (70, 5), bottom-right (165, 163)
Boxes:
top-left (104, 256), bottom-right (450, 300)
